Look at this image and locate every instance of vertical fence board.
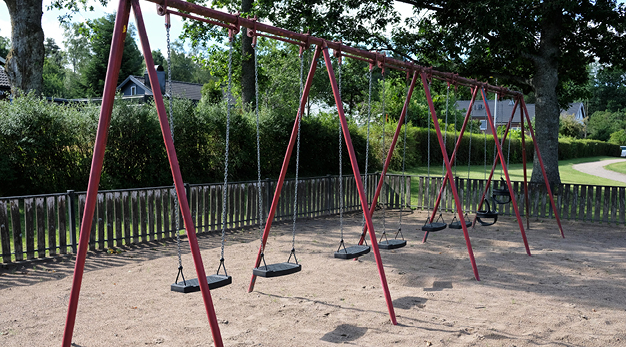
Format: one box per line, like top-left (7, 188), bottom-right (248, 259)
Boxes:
top-left (106, 193), bottom-right (114, 249)
top-left (122, 192), bottom-right (131, 245)
top-left (114, 193), bottom-right (123, 246)
top-left (611, 186), bottom-right (618, 224)
top-left (11, 200), bottom-right (23, 261)
top-left (96, 193), bottom-right (105, 250)
top-left (147, 190), bottom-right (155, 241)
top-left (35, 198), bottom-right (45, 258)
top-left (131, 191), bottom-right (139, 244)
top-left (216, 185), bottom-right (223, 231)
top-left (24, 198), bottom-right (35, 259)
top-left (154, 190), bottom-right (162, 240)
top-left (586, 186), bottom-right (594, 222)
top-left (46, 197), bottom-right (56, 256)
top-left (561, 184), bottom-right (570, 220)
top-left (0, 201), bottom-right (11, 262)
top-left (58, 196), bottom-right (67, 255)
top-left (139, 191), bottom-right (147, 242)
top-left (620, 187), bottom-right (626, 225)
top-left (592, 186), bottom-right (601, 222)
top-left (570, 185), bottom-right (578, 221)
top-left (602, 187), bottom-right (610, 223)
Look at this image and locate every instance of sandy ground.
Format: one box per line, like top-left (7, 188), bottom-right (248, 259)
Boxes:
top-left (1, 210), bottom-right (626, 347)
top-left (572, 158), bottom-right (626, 183)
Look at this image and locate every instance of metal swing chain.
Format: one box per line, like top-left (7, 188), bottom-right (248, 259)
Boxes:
top-left (381, 68), bottom-right (387, 236)
top-left (442, 84), bottom-right (450, 177)
top-left (289, 51), bottom-right (305, 258)
top-left (220, 34), bottom-right (234, 269)
top-left (338, 57), bottom-right (345, 243)
top-left (254, 40), bottom-right (265, 257)
top-left (397, 77), bottom-right (408, 239)
top-left (166, 19), bottom-right (184, 276)
top-left (467, 114), bottom-right (473, 179)
top-left (361, 67), bottom-right (373, 230)
top-left (425, 80), bottom-right (432, 220)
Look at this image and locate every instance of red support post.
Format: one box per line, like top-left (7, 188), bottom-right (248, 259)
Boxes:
top-left (420, 72), bottom-right (480, 281)
top-left (323, 44), bottom-right (397, 324)
top-left (357, 70), bottom-right (419, 245)
top-left (131, 1), bottom-right (224, 346)
top-left (519, 100), bottom-right (531, 229)
top-left (248, 46), bottom-right (322, 293)
top-left (480, 88), bottom-right (531, 256)
top-left (422, 86), bottom-right (479, 243)
top-left (62, 1), bottom-right (132, 345)
top-left (471, 100), bottom-right (518, 227)
top-left (520, 100), bottom-right (565, 238)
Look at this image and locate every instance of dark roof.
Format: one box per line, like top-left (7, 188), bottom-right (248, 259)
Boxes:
top-left (168, 80), bottom-right (203, 101)
top-left (117, 75), bottom-right (203, 101)
top-left (0, 66), bottom-right (10, 91)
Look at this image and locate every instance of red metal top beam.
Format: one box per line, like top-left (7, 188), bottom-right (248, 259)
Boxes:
top-left (146, 0), bottom-right (522, 98)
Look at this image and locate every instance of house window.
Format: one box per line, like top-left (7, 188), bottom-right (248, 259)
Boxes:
top-left (480, 120), bottom-right (487, 130)
top-left (130, 86), bottom-right (137, 96)
top-left (475, 103), bottom-right (484, 110)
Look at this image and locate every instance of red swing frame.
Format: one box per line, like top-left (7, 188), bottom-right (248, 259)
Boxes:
top-left (62, 0), bottom-right (558, 345)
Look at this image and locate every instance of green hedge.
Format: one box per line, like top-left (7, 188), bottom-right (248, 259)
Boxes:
top-left (0, 94), bottom-right (376, 196)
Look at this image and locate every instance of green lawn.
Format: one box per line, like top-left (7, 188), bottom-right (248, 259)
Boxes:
top-left (605, 160), bottom-right (626, 175)
top-left (395, 156), bottom-right (626, 186)
top-left (393, 156), bottom-right (626, 208)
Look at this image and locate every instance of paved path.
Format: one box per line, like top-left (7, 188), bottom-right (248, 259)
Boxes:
top-left (572, 158), bottom-right (626, 183)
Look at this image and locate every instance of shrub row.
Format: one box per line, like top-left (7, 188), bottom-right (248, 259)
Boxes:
top-left (0, 94), bottom-right (620, 196)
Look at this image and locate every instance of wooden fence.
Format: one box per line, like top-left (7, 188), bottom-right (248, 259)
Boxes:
top-left (4, 174), bottom-right (621, 264)
top-left (0, 173), bottom-right (409, 264)
top-left (415, 176), bottom-right (626, 224)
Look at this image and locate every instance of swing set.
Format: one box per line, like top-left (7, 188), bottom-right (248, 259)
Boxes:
top-left (61, 1), bottom-right (563, 346)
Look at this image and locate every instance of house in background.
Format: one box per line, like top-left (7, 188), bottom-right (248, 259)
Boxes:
top-left (116, 65), bottom-right (203, 103)
top-left (455, 99), bottom-right (585, 134)
top-left (0, 57), bottom-right (10, 99)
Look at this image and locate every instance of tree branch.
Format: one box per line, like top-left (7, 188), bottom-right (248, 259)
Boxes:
top-left (393, 0), bottom-right (443, 12)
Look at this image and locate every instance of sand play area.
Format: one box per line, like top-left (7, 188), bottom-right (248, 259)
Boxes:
top-left (1, 210), bottom-right (625, 346)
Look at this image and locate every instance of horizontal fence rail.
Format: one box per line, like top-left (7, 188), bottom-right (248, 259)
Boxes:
top-left (0, 173), bottom-right (408, 264)
top-left (415, 176), bottom-right (626, 224)
top-left (4, 174), bottom-right (618, 265)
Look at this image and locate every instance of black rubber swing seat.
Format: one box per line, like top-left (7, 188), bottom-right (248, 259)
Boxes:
top-left (492, 179), bottom-right (512, 204)
top-left (448, 220), bottom-right (472, 229)
top-left (379, 239), bottom-right (407, 249)
top-left (171, 274), bottom-right (232, 293)
top-left (421, 222), bottom-right (447, 232)
top-left (476, 198), bottom-right (498, 226)
top-left (334, 245), bottom-right (371, 259)
top-left (253, 262), bottom-right (301, 278)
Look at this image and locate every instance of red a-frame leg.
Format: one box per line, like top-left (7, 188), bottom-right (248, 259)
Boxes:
top-left (248, 46), bottom-right (322, 293)
top-left (421, 72), bottom-right (480, 281)
top-left (357, 70), bottom-right (419, 245)
top-left (63, 1), bottom-right (224, 346)
top-left (422, 86), bottom-right (479, 243)
top-left (480, 88), bottom-right (531, 256)
top-left (322, 44), bottom-right (397, 324)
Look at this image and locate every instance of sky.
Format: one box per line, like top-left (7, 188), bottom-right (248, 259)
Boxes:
top-left (0, 0), bottom-right (183, 55)
top-left (1, 0), bottom-right (625, 57)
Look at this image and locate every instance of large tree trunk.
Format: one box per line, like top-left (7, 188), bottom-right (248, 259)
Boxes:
top-left (241, 0), bottom-right (255, 106)
top-left (3, 0), bottom-right (44, 95)
top-left (530, 4), bottom-right (562, 187)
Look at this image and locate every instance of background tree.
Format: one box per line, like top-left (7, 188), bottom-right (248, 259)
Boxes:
top-left (81, 13), bottom-right (143, 97)
top-left (42, 38), bottom-right (69, 97)
top-left (588, 66), bottom-right (626, 114)
top-left (0, 32), bottom-right (10, 58)
top-left (3, 0), bottom-right (45, 94)
top-left (388, 0), bottom-right (626, 186)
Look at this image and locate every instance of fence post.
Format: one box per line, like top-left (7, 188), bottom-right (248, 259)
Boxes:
top-left (265, 178), bottom-right (272, 222)
top-left (326, 174), bottom-right (332, 215)
top-left (67, 190), bottom-right (77, 254)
